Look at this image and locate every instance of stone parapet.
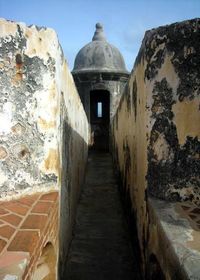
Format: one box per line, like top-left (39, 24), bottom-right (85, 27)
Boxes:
top-left (0, 18), bottom-right (89, 278)
top-left (111, 18), bottom-right (200, 277)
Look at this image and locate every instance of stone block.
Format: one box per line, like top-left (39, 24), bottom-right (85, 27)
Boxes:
top-left (39, 191), bottom-right (58, 201)
top-left (1, 214), bottom-right (22, 227)
top-left (8, 230), bottom-right (39, 255)
top-left (21, 214), bottom-right (48, 232)
top-left (3, 201), bottom-right (29, 216)
top-left (0, 225), bottom-right (15, 239)
top-left (31, 201), bottom-right (53, 215)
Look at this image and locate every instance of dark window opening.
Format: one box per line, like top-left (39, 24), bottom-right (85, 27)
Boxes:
top-left (90, 90), bottom-right (110, 151)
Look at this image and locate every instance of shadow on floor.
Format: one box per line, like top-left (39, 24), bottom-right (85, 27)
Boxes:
top-left (64, 152), bottom-right (142, 280)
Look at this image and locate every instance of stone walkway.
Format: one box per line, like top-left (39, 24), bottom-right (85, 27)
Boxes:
top-left (65, 152), bottom-right (141, 280)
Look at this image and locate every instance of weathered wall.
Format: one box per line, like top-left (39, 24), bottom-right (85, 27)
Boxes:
top-left (59, 65), bottom-right (88, 278)
top-left (111, 18), bottom-right (200, 277)
top-left (0, 18), bottom-right (89, 278)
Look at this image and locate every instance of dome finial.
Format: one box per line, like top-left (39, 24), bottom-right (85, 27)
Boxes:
top-left (92, 22), bottom-right (106, 41)
top-left (96, 22), bottom-right (103, 29)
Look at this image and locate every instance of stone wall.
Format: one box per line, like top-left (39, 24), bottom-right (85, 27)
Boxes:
top-left (111, 18), bottom-right (200, 277)
top-left (0, 18), bottom-right (89, 278)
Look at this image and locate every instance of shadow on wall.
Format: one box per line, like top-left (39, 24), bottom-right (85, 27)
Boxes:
top-left (59, 120), bottom-right (88, 279)
top-left (146, 254), bottom-right (165, 280)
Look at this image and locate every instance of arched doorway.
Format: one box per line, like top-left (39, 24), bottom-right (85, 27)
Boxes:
top-left (90, 90), bottom-right (110, 151)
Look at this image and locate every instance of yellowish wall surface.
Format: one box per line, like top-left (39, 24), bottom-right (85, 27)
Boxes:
top-left (111, 18), bottom-right (200, 276)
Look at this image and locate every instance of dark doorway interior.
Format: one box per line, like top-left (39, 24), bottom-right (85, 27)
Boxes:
top-left (90, 90), bottom-right (110, 151)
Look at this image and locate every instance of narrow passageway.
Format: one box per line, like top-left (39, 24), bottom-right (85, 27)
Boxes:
top-left (64, 152), bottom-right (141, 280)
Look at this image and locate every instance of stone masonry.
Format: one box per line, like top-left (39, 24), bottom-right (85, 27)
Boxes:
top-left (0, 18), bottom-right (89, 279)
top-left (111, 18), bottom-right (200, 278)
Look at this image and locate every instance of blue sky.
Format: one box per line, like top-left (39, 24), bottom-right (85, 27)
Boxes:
top-left (0, 0), bottom-right (199, 71)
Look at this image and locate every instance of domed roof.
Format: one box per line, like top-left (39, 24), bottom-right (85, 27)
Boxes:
top-left (72, 23), bottom-right (129, 75)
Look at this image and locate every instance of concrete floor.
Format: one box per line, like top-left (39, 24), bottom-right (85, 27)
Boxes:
top-left (64, 152), bottom-right (141, 280)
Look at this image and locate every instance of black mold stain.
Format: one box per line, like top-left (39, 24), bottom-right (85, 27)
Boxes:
top-left (152, 78), bottom-right (175, 120)
top-left (132, 78), bottom-right (137, 119)
top-left (136, 18), bottom-right (200, 101)
top-left (123, 139), bottom-right (131, 188)
top-left (16, 24), bottom-right (26, 50)
top-left (17, 24), bottom-right (23, 38)
top-left (175, 136), bottom-right (200, 185)
top-left (47, 56), bottom-right (56, 77)
top-left (16, 53), bottom-right (23, 65)
top-left (124, 83), bottom-right (131, 112)
top-left (23, 54), bottom-right (48, 93)
top-left (62, 117), bottom-right (72, 217)
top-left (166, 19), bottom-right (200, 101)
top-left (111, 140), bottom-right (143, 277)
top-left (145, 46), bottom-right (166, 81)
top-left (0, 29), bottom-right (26, 57)
top-left (147, 78), bottom-right (200, 203)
